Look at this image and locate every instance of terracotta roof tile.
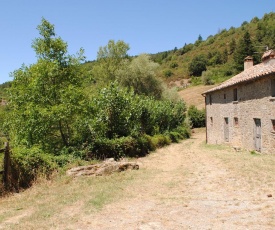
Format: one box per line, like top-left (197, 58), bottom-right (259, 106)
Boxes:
top-left (203, 61), bottom-right (275, 94)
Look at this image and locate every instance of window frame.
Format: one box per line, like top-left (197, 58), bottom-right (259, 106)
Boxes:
top-left (271, 79), bottom-right (275, 97)
top-left (233, 88), bottom-right (238, 101)
top-left (234, 117), bottom-right (239, 127)
top-left (271, 119), bottom-right (275, 132)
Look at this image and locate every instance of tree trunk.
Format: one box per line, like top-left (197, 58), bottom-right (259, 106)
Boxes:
top-left (59, 120), bottom-right (68, 146)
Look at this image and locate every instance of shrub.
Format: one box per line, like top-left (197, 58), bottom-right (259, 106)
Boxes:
top-left (170, 62), bottom-right (178, 68)
top-left (188, 55), bottom-right (207, 76)
top-left (167, 131), bottom-right (182, 143)
top-left (201, 71), bottom-right (214, 85)
top-left (150, 134), bottom-right (171, 148)
top-left (88, 136), bottom-right (151, 160)
top-left (10, 146), bottom-right (57, 189)
top-left (89, 83), bottom-right (187, 139)
top-left (163, 69), bottom-right (173, 78)
top-left (173, 126), bottom-right (191, 139)
top-left (187, 105), bottom-right (206, 128)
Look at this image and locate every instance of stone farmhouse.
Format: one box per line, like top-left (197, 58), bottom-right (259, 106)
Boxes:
top-left (203, 50), bottom-right (275, 154)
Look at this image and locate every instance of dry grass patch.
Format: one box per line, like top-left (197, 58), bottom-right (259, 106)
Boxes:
top-left (0, 169), bottom-right (140, 230)
top-left (203, 142), bottom-right (275, 198)
top-left (178, 84), bottom-right (216, 109)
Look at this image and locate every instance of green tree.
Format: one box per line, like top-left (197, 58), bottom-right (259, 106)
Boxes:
top-left (233, 31), bottom-right (255, 71)
top-left (95, 40), bottom-right (130, 82)
top-left (222, 48), bottom-right (228, 63)
top-left (117, 54), bottom-right (163, 99)
top-left (187, 105), bottom-right (205, 128)
top-left (229, 38), bottom-right (236, 54)
top-left (188, 55), bottom-right (207, 76)
top-left (7, 18), bottom-right (88, 151)
top-left (194, 34), bottom-right (203, 46)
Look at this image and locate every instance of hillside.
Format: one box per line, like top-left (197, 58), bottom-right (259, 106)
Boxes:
top-left (151, 12), bottom-right (275, 85)
top-left (178, 85), bottom-right (215, 110)
top-left (2, 12), bottom-right (275, 98)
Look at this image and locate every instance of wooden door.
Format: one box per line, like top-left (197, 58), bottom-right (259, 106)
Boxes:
top-left (254, 119), bottom-right (261, 152)
top-left (224, 117), bottom-right (229, 142)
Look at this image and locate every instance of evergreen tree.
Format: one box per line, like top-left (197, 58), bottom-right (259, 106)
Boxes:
top-left (229, 38), bottom-right (236, 54)
top-left (233, 31), bottom-right (255, 71)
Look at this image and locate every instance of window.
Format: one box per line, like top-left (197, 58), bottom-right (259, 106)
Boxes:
top-left (272, 120), bottom-right (275, 132)
top-left (233, 88), bottom-right (238, 101)
top-left (209, 95), bottom-right (212, 105)
top-left (234, 117), bottom-right (239, 127)
top-left (271, 79), bottom-right (275, 97)
top-left (224, 94), bottom-right (226, 99)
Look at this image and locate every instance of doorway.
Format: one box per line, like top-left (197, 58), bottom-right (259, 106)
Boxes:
top-left (224, 117), bottom-right (229, 142)
top-left (254, 118), bottom-right (261, 152)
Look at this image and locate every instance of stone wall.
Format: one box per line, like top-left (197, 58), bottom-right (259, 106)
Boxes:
top-left (205, 75), bottom-right (275, 154)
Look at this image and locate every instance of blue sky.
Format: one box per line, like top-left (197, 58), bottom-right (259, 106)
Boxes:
top-left (0, 0), bottom-right (274, 84)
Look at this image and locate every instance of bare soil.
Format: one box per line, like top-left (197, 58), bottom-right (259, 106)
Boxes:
top-left (178, 85), bottom-right (215, 109)
top-left (0, 129), bottom-right (274, 229)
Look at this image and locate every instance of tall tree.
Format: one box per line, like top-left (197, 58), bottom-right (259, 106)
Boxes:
top-left (229, 38), bottom-right (236, 54)
top-left (188, 54), bottom-right (207, 76)
top-left (117, 54), bottom-right (163, 99)
top-left (7, 18), bottom-right (88, 151)
top-left (233, 31), bottom-right (255, 71)
top-left (94, 40), bottom-right (130, 82)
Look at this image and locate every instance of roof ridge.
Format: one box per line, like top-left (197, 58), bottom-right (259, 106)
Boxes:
top-left (203, 62), bottom-right (275, 94)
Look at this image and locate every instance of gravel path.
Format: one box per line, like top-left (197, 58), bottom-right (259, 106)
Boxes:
top-left (81, 130), bottom-right (275, 230)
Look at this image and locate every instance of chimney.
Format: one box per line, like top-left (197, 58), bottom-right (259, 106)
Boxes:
top-left (261, 49), bottom-right (275, 65)
top-left (244, 56), bottom-right (253, 70)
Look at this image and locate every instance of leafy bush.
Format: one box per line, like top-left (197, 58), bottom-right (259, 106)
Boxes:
top-left (89, 82), bottom-right (138, 139)
top-left (89, 82), bottom-right (187, 139)
top-left (187, 105), bottom-right (206, 128)
top-left (170, 62), bottom-right (178, 68)
top-left (87, 134), bottom-right (162, 159)
top-left (150, 134), bottom-right (171, 148)
top-left (86, 125), bottom-right (190, 160)
top-left (10, 146), bottom-right (58, 188)
top-left (201, 71), bottom-right (214, 85)
top-left (117, 54), bottom-right (163, 99)
top-left (163, 69), bottom-right (173, 78)
top-left (188, 54), bottom-right (207, 76)
top-left (166, 126), bottom-right (190, 143)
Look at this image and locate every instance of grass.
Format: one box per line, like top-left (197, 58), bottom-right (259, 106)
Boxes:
top-left (207, 146), bottom-right (275, 189)
top-left (177, 84), bottom-right (215, 110)
top-left (0, 170), bottom-right (139, 229)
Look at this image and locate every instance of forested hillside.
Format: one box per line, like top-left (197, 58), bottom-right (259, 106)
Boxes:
top-left (151, 12), bottom-right (275, 85)
top-left (1, 12), bottom-right (275, 92)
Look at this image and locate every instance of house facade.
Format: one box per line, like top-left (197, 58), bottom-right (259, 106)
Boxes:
top-left (203, 50), bottom-right (275, 154)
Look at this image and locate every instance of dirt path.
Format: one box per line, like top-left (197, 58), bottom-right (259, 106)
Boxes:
top-left (0, 129), bottom-right (274, 229)
top-left (80, 130), bottom-right (275, 230)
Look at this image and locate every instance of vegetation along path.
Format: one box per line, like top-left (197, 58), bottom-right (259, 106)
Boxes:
top-left (0, 128), bottom-right (274, 229)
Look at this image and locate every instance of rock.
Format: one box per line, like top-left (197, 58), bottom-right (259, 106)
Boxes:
top-left (267, 194), bottom-right (272, 198)
top-left (233, 146), bottom-right (241, 152)
top-left (66, 160), bottom-right (139, 177)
